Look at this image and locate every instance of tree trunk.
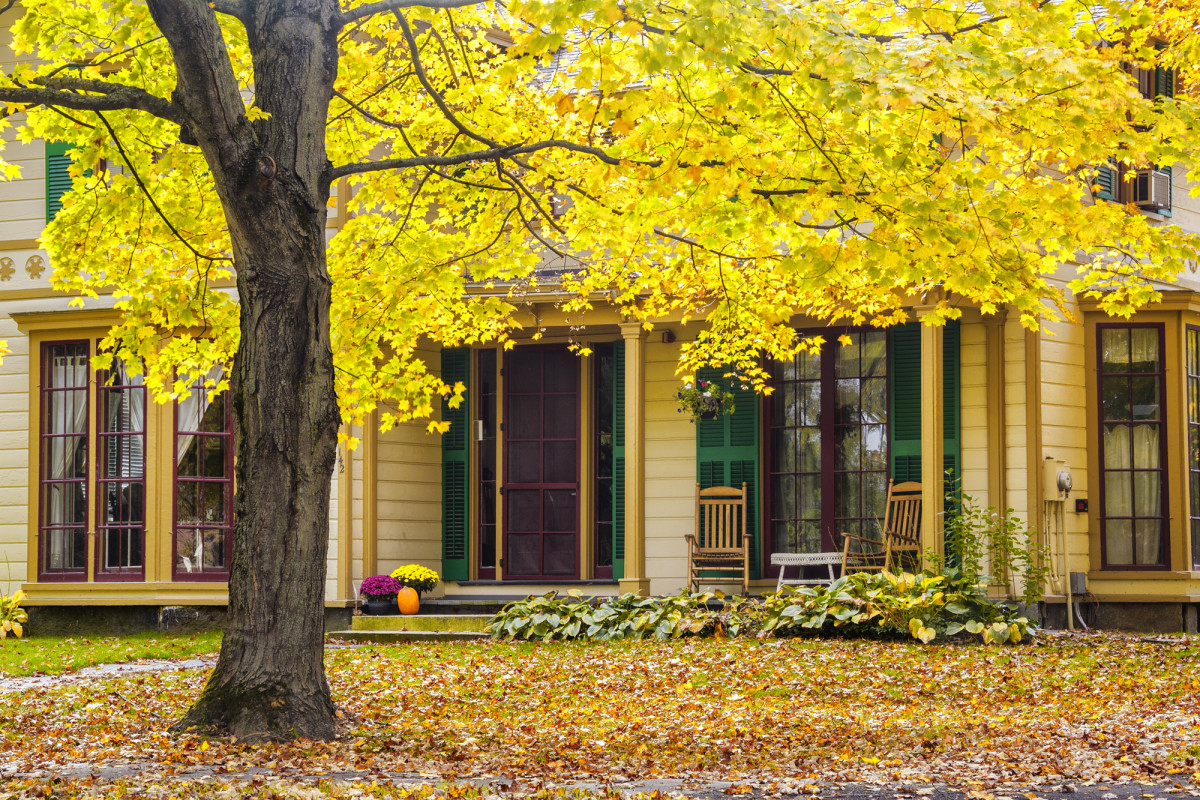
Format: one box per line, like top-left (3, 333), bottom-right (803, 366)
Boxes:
top-left (156, 0), bottom-right (344, 742)
top-left (172, 216), bottom-right (341, 742)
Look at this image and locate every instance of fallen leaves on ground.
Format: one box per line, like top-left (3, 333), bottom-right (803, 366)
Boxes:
top-left (0, 632), bottom-right (1198, 791)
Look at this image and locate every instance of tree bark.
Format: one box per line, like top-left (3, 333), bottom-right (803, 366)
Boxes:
top-left (147, 0), bottom-right (344, 742)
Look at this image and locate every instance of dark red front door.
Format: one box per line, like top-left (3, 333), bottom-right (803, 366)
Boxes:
top-left (503, 347), bottom-right (580, 579)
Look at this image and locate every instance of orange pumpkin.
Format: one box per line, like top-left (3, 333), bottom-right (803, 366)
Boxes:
top-left (397, 586), bottom-right (420, 615)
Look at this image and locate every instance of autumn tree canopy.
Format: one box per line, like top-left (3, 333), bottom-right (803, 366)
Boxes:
top-left (0, 0), bottom-right (1195, 740)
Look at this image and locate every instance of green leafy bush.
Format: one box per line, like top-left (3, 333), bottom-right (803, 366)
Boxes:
top-left (488, 577), bottom-right (1030, 645)
top-left (943, 481), bottom-right (1052, 606)
top-left (0, 589), bottom-right (27, 639)
top-left (758, 571), bottom-right (1031, 644)
top-left (487, 590), bottom-right (749, 642)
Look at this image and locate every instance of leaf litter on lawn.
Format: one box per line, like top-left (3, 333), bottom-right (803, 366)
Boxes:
top-left (0, 633), bottom-right (1198, 792)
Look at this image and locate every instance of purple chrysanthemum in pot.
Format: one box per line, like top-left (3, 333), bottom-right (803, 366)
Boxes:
top-left (360, 574), bottom-right (402, 598)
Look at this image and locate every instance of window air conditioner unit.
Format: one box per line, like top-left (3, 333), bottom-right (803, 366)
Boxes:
top-left (1130, 169), bottom-right (1171, 211)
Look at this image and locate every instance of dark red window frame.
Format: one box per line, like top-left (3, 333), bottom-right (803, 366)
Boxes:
top-left (172, 381), bottom-right (234, 581)
top-left (765, 328), bottom-right (890, 558)
top-left (1097, 323), bottom-right (1170, 570)
top-left (94, 362), bottom-right (147, 582)
top-left (38, 340), bottom-right (90, 582)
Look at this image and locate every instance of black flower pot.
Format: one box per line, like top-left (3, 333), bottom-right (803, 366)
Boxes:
top-left (362, 595), bottom-right (398, 615)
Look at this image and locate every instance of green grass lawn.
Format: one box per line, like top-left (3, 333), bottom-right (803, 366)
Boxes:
top-left (0, 630), bottom-right (222, 677)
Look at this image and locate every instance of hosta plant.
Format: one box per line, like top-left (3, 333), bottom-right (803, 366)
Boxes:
top-left (758, 570), bottom-right (1031, 644)
top-left (487, 591), bottom-right (750, 642)
top-left (1, 590), bottom-right (27, 639)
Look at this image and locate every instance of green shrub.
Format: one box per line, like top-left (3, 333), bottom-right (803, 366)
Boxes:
top-left (488, 577), bottom-right (1030, 645)
top-left (943, 480), bottom-right (1052, 606)
top-left (758, 571), bottom-right (1031, 644)
top-left (0, 589), bottom-right (27, 639)
top-left (487, 590), bottom-right (749, 642)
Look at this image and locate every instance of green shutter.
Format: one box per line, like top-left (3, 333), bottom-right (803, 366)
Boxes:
top-left (441, 348), bottom-right (470, 581)
top-left (890, 323), bottom-right (922, 483)
top-left (46, 141), bottom-right (73, 223)
top-left (942, 319), bottom-right (962, 505)
top-left (612, 343), bottom-right (625, 580)
top-left (694, 367), bottom-right (761, 581)
top-left (889, 321), bottom-right (961, 490)
top-left (1157, 65), bottom-right (1174, 99)
top-left (1093, 163), bottom-right (1117, 202)
top-left (1161, 165), bottom-right (1173, 218)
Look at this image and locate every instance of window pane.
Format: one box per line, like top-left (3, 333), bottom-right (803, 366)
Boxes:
top-left (835, 334), bottom-right (860, 378)
top-left (1134, 519), bottom-right (1163, 565)
top-left (1134, 472), bottom-right (1162, 518)
top-left (1101, 328), bottom-right (1130, 372)
top-left (799, 428), bottom-right (821, 472)
top-left (1106, 520), bottom-right (1133, 565)
top-left (835, 472), bottom-right (861, 519)
top-left (861, 378), bottom-right (887, 424)
top-left (1130, 376), bottom-right (1160, 420)
top-left (1103, 424), bottom-right (1131, 469)
top-left (862, 333), bottom-right (887, 377)
top-left (1130, 328), bottom-right (1159, 372)
top-left (836, 426), bottom-right (861, 471)
top-left (202, 437), bottom-right (227, 478)
top-left (799, 474), bottom-right (822, 518)
top-left (1131, 424), bottom-right (1160, 469)
top-left (1104, 471), bottom-right (1131, 518)
top-left (1102, 377), bottom-right (1130, 420)
top-left (834, 379), bottom-right (858, 425)
top-left (772, 474), bottom-right (796, 520)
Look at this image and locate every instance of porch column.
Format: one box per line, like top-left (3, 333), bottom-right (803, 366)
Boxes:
top-left (983, 311), bottom-right (1008, 514)
top-left (336, 428), bottom-right (354, 604)
top-left (362, 409), bottom-right (378, 580)
top-left (916, 310), bottom-right (945, 559)
top-left (619, 322), bottom-right (650, 595)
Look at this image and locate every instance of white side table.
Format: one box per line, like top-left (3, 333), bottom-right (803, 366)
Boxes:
top-left (770, 552), bottom-right (842, 591)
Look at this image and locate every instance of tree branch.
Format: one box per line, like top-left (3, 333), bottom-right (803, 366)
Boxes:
top-left (144, 0), bottom-right (253, 170)
top-left (328, 138), bottom-right (649, 179)
top-left (211, 0), bottom-right (246, 17)
top-left (337, 0), bottom-right (481, 28)
top-left (95, 110), bottom-right (232, 263)
top-left (394, 10), bottom-right (502, 151)
top-left (0, 79), bottom-right (181, 122)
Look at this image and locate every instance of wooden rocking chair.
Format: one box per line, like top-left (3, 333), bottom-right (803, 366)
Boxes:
top-left (687, 483), bottom-right (751, 594)
top-left (840, 480), bottom-right (923, 577)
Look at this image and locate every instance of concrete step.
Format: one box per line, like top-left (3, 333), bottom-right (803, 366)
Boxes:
top-left (351, 613), bottom-right (492, 633)
top-left (327, 629), bottom-right (489, 643)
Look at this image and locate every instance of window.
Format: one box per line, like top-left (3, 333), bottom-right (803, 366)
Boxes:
top-left (1188, 327), bottom-right (1200, 570)
top-left (38, 342), bottom-right (91, 580)
top-left (36, 338), bottom-right (234, 583)
top-left (767, 331), bottom-right (889, 554)
top-left (1098, 325), bottom-right (1168, 568)
top-left (96, 359), bottom-right (146, 578)
top-left (1092, 63), bottom-right (1176, 212)
top-left (38, 342), bottom-right (147, 581)
top-left (477, 349), bottom-right (497, 580)
top-left (173, 369), bottom-right (234, 580)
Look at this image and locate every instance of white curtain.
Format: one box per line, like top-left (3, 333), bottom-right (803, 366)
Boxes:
top-left (46, 350), bottom-right (88, 570)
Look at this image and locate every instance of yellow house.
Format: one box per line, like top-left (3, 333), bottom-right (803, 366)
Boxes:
top-left (1, 66), bottom-right (1199, 634)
